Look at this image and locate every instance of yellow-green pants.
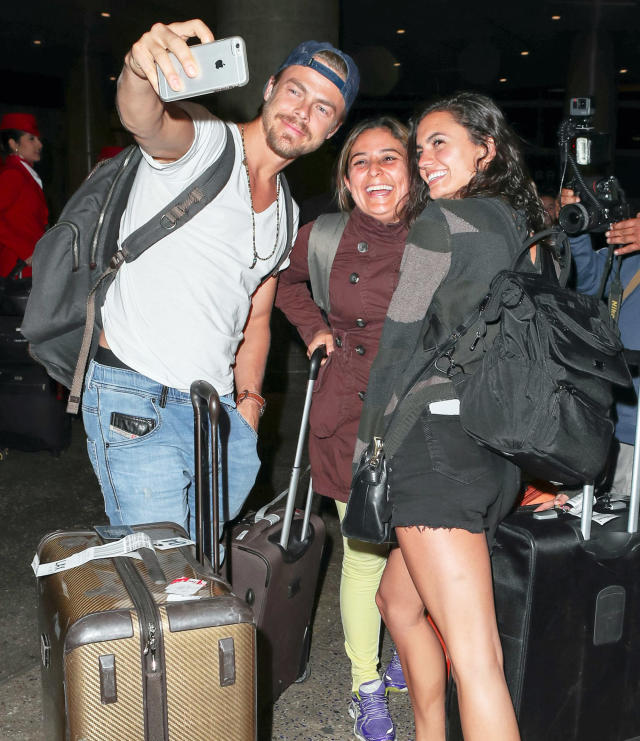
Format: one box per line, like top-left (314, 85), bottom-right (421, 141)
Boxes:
top-left (335, 500), bottom-right (390, 692)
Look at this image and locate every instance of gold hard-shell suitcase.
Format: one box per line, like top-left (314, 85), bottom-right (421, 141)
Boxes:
top-left (36, 383), bottom-right (256, 740)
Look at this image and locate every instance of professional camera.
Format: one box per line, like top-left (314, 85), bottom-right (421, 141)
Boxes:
top-left (557, 97), bottom-right (629, 235)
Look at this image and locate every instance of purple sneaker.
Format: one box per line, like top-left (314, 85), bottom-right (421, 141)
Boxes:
top-left (348, 679), bottom-right (395, 741)
top-left (383, 650), bottom-right (407, 694)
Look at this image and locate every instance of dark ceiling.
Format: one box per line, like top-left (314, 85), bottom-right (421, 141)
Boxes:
top-left (1, 0), bottom-right (639, 201)
top-left (2, 0), bottom-right (638, 106)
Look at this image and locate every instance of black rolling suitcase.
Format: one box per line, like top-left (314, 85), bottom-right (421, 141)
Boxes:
top-left (35, 382), bottom-right (257, 741)
top-left (0, 364), bottom-right (71, 453)
top-left (447, 405), bottom-right (640, 740)
top-left (225, 347), bottom-right (327, 704)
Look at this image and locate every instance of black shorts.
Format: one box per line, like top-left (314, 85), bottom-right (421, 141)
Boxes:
top-left (388, 407), bottom-right (520, 542)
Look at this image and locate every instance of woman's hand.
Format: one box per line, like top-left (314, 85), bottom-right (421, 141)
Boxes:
top-left (307, 330), bottom-right (334, 364)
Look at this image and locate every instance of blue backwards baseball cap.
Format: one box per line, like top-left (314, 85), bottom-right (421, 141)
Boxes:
top-left (273, 40), bottom-right (360, 114)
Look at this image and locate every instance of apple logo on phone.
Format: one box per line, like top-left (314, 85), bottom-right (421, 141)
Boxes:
top-left (215, 59), bottom-right (225, 70)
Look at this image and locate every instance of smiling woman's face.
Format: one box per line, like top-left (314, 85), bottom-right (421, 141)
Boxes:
top-left (415, 110), bottom-right (492, 199)
top-left (344, 127), bottom-right (409, 224)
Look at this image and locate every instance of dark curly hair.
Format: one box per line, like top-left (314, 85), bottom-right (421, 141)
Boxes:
top-left (405, 92), bottom-right (546, 232)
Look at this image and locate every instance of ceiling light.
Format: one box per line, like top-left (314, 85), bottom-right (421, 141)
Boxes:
top-left (393, 62), bottom-right (401, 67)
top-left (499, 77), bottom-right (508, 83)
top-left (33, 39), bottom-right (42, 45)
top-left (101, 11), bottom-right (111, 17)
top-left (620, 68), bottom-right (629, 74)
top-left (396, 29), bottom-right (406, 34)
top-left (520, 50), bottom-right (530, 56)
top-left (551, 15), bottom-right (561, 20)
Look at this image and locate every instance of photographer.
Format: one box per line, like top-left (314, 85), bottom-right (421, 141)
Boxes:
top-left (561, 187), bottom-right (640, 500)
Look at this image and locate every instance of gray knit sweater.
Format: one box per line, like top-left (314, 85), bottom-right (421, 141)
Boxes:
top-left (354, 196), bottom-right (529, 464)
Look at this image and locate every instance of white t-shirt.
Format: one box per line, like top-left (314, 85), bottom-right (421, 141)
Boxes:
top-left (102, 103), bottom-right (297, 395)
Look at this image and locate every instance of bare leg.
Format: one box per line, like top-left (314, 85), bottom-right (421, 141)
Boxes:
top-left (377, 547), bottom-right (447, 740)
top-left (395, 526), bottom-right (520, 741)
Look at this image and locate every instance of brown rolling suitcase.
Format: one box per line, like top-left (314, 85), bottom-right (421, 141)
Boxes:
top-left (227, 347), bottom-right (326, 704)
top-left (34, 381), bottom-right (257, 741)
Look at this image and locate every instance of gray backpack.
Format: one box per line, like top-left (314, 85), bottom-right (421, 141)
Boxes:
top-left (21, 125), bottom-right (293, 413)
top-left (307, 211), bottom-right (349, 313)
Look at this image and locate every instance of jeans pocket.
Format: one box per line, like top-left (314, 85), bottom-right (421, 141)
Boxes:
top-left (421, 412), bottom-right (488, 484)
top-left (230, 404), bottom-right (258, 441)
top-left (97, 388), bottom-right (160, 446)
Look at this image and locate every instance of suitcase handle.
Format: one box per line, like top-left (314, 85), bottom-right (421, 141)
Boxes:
top-left (279, 345), bottom-right (327, 550)
top-left (190, 380), bottom-right (221, 574)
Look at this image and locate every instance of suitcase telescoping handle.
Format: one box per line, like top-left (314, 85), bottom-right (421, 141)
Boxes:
top-left (581, 368), bottom-right (640, 539)
top-left (190, 380), bottom-right (221, 574)
top-left (279, 345), bottom-right (327, 550)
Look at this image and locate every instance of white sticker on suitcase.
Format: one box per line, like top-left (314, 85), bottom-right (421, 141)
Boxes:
top-left (165, 577), bottom-right (207, 596)
top-left (32, 532), bottom-right (193, 577)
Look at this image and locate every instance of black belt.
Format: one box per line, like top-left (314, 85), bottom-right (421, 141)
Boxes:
top-left (95, 346), bottom-right (135, 372)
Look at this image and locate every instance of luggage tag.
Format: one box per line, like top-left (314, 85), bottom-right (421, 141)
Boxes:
top-left (165, 576), bottom-right (208, 602)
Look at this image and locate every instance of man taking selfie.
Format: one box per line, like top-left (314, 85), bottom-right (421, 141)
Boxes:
top-left (82, 19), bottom-right (359, 539)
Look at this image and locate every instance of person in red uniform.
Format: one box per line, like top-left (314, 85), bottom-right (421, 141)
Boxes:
top-left (0, 113), bottom-right (48, 277)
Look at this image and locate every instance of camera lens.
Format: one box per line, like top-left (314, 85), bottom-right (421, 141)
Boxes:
top-left (558, 203), bottom-right (589, 235)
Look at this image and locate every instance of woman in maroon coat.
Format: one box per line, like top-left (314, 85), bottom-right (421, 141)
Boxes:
top-left (0, 113), bottom-right (48, 277)
top-left (276, 117), bottom-right (410, 741)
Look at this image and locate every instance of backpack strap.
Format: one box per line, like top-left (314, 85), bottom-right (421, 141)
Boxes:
top-left (119, 125), bottom-right (235, 261)
top-left (622, 265), bottom-right (640, 303)
top-left (266, 173), bottom-right (294, 283)
top-left (67, 126), bottom-right (236, 414)
top-left (307, 212), bottom-right (350, 314)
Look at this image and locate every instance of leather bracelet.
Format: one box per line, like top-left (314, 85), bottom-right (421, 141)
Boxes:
top-left (236, 389), bottom-right (266, 416)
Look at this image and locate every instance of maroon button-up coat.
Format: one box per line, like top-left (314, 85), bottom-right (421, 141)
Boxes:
top-left (276, 207), bottom-right (407, 502)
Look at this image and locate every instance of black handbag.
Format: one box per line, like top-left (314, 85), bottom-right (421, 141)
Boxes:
top-left (342, 437), bottom-right (395, 544)
top-left (442, 218), bottom-right (632, 486)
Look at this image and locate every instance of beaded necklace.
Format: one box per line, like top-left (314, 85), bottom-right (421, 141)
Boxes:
top-left (240, 126), bottom-right (281, 269)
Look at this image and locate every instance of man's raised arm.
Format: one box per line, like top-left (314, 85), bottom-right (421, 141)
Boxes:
top-left (117, 19), bottom-right (214, 161)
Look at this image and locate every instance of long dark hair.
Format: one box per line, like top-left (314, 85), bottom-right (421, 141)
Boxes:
top-left (405, 92), bottom-right (546, 232)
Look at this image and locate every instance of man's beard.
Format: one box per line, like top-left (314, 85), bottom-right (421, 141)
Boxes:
top-left (262, 110), bottom-right (315, 160)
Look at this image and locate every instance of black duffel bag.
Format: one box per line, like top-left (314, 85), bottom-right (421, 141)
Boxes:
top-left (442, 223), bottom-right (632, 486)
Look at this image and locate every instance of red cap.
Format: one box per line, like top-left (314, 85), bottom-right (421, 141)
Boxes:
top-left (0, 113), bottom-right (40, 137)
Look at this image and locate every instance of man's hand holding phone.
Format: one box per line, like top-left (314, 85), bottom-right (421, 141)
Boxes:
top-left (124, 19), bottom-right (214, 96)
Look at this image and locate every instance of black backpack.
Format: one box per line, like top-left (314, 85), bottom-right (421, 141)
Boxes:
top-left (21, 126), bottom-right (293, 414)
top-left (440, 200), bottom-right (632, 485)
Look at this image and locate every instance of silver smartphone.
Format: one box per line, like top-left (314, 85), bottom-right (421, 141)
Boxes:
top-left (157, 37), bottom-right (249, 102)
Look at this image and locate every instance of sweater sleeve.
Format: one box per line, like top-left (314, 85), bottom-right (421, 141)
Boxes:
top-left (569, 233), bottom-right (609, 296)
top-left (275, 220), bottom-right (329, 347)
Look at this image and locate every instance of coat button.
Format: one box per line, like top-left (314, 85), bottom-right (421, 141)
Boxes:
top-left (355, 318), bottom-right (367, 328)
top-left (335, 336), bottom-right (343, 348)
top-left (357, 242), bottom-right (368, 253)
top-left (349, 272), bottom-right (360, 284)
top-left (358, 390), bottom-right (366, 400)
top-left (355, 345), bottom-right (366, 355)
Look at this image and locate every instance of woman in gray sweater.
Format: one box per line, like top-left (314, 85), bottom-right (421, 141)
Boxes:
top-left (357, 93), bottom-right (546, 740)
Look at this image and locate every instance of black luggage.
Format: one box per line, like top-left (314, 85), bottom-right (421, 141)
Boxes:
top-left (0, 315), bottom-right (31, 364)
top-left (0, 364), bottom-right (71, 453)
top-left (226, 347), bottom-right (327, 704)
top-left (34, 381), bottom-right (257, 741)
top-left (447, 406), bottom-right (640, 740)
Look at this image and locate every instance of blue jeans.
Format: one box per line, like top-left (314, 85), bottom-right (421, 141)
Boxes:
top-left (82, 360), bottom-right (261, 539)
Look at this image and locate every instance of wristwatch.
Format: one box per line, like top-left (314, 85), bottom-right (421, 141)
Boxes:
top-left (236, 389), bottom-right (267, 416)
